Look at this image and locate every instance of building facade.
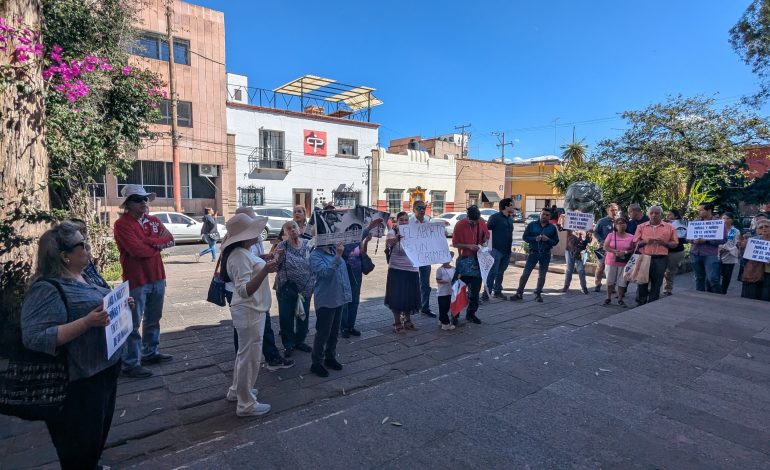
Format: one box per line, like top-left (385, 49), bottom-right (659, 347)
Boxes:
top-left (454, 158), bottom-right (507, 211)
top-left (98, 0), bottom-right (232, 223)
top-left (505, 156), bottom-right (564, 216)
top-left (370, 148), bottom-right (456, 216)
top-left (226, 73), bottom-right (380, 214)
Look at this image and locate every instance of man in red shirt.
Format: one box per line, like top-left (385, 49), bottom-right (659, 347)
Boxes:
top-left (452, 205), bottom-right (489, 324)
top-left (113, 185), bottom-right (175, 378)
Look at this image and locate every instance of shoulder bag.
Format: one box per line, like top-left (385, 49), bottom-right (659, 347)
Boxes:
top-left (614, 233), bottom-right (630, 264)
top-left (206, 257), bottom-right (227, 307)
top-left (741, 260), bottom-right (765, 284)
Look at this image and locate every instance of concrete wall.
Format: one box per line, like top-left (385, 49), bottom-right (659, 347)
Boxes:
top-left (454, 159), bottom-right (507, 211)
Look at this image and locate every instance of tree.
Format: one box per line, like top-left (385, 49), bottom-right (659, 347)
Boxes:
top-left (730, 0), bottom-right (770, 105)
top-left (560, 140), bottom-right (587, 168)
top-left (595, 95), bottom-right (770, 213)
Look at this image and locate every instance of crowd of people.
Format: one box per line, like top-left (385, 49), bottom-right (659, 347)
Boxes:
top-left (15, 183), bottom-right (770, 468)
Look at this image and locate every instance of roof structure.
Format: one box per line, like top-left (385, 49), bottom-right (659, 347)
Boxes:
top-left (273, 75), bottom-right (383, 111)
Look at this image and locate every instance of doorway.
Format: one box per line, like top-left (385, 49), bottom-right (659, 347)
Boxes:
top-left (293, 189), bottom-right (312, 216)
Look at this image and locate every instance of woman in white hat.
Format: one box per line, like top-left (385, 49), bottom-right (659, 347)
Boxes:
top-left (219, 213), bottom-right (277, 417)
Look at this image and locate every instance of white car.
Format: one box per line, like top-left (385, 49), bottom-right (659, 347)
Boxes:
top-left (434, 212), bottom-right (467, 237)
top-left (150, 211), bottom-right (227, 243)
top-left (479, 208), bottom-right (497, 222)
top-left (252, 207), bottom-right (295, 239)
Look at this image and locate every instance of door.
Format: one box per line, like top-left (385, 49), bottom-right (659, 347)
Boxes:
top-left (167, 213), bottom-right (200, 241)
top-left (293, 189), bottom-right (312, 217)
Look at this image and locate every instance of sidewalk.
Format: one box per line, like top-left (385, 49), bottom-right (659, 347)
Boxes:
top-left (0, 247), bottom-right (754, 468)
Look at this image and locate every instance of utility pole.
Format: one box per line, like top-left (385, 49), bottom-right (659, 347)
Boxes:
top-left (492, 131), bottom-right (514, 160)
top-left (454, 123), bottom-right (471, 159)
top-left (166, 1), bottom-right (182, 212)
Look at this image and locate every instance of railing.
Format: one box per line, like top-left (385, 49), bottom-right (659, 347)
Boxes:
top-left (227, 86), bottom-right (374, 123)
top-left (248, 147), bottom-right (291, 173)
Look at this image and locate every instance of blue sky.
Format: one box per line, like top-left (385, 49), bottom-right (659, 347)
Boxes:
top-left (192, 0), bottom-right (762, 160)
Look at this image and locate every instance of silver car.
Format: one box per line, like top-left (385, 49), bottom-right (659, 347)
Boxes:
top-left (253, 207), bottom-right (295, 240)
top-left (433, 212), bottom-right (467, 237)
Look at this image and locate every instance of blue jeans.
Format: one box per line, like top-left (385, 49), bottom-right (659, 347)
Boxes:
top-left (276, 287), bottom-right (311, 351)
top-left (419, 265), bottom-right (432, 311)
top-left (227, 291), bottom-right (282, 362)
top-left (341, 269), bottom-right (362, 331)
top-left (516, 251), bottom-right (551, 295)
top-left (123, 280), bottom-right (165, 370)
top-left (198, 234), bottom-right (217, 260)
top-left (690, 254), bottom-right (721, 293)
top-left (564, 251), bottom-right (587, 291)
top-left (486, 249), bottom-right (511, 294)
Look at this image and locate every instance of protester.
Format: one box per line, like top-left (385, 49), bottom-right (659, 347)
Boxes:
top-left (602, 217), bottom-right (635, 306)
top-left (22, 221), bottom-right (131, 468)
top-left (663, 209), bottom-right (688, 296)
top-left (484, 197), bottom-right (515, 301)
top-left (688, 203), bottom-right (726, 294)
top-left (626, 203), bottom-right (649, 235)
top-left (410, 200), bottom-right (436, 317)
top-left (632, 206), bottom-right (679, 305)
top-left (309, 241), bottom-right (351, 377)
top-left (195, 207), bottom-right (219, 262)
top-left (113, 184), bottom-right (174, 378)
top-left (385, 212), bottom-right (422, 332)
top-left (435, 252), bottom-right (456, 330)
top-left (68, 218), bottom-right (109, 289)
top-left (563, 230), bottom-right (591, 294)
top-left (592, 203), bottom-right (619, 292)
top-left (276, 205), bottom-right (309, 241)
top-left (220, 213), bottom-right (277, 417)
top-left (512, 208), bottom-right (559, 302)
top-left (740, 219), bottom-right (770, 301)
top-left (719, 212), bottom-right (742, 295)
top-left (341, 219), bottom-right (381, 338)
top-left (275, 221), bottom-right (314, 353)
top-left (451, 205), bottom-right (489, 322)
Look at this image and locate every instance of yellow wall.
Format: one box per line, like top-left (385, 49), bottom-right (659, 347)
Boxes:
top-left (506, 161), bottom-right (563, 214)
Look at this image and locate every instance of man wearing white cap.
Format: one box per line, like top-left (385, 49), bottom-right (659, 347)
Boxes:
top-left (113, 185), bottom-right (175, 378)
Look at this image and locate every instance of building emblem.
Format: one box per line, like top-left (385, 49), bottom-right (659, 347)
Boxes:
top-left (304, 130), bottom-right (327, 156)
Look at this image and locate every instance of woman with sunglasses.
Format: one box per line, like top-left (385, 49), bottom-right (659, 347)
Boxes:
top-left (21, 221), bottom-right (134, 469)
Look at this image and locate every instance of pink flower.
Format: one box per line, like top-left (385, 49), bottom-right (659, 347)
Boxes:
top-left (121, 66), bottom-right (132, 76)
top-left (100, 63), bottom-right (113, 71)
top-left (83, 62), bottom-right (95, 72)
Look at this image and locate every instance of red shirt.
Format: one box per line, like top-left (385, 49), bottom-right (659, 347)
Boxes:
top-left (452, 218), bottom-right (489, 257)
top-left (114, 213), bottom-right (175, 290)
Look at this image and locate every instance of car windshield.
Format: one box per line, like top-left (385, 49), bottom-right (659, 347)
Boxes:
top-left (437, 213), bottom-right (455, 219)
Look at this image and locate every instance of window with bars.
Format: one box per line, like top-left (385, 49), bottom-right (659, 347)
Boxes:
top-left (431, 192), bottom-right (446, 216)
top-left (239, 187), bottom-right (264, 206)
top-left (132, 32), bottom-right (190, 65)
top-left (386, 191), bottom-right (402, 216)
top-left (117, 161), bottom-right (190, 199)
top-left (467, 191), bottom-right (480, 207)
top-left (156, 100), bottom-right (193, 127)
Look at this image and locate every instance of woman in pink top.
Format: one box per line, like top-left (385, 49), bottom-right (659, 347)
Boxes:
top-left (603, 218), bottom-right (636, 306)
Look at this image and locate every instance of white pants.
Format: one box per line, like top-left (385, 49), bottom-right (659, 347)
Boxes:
top-left (229, 311), bottom-right (266, 415)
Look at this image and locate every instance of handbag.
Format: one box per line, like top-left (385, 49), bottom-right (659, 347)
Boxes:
top-left (206, 257), bottom-right (227, 307)
top-left (741, 260), bottom-right (765, 283)
top-left (295, 294), bottom-right (307, 321)
top-left (613, 234), bottom-right (630, 264)
top-left (632, 254), bottom-right (651, 284)
top-left (361, 253), bottom-right (375, 275)
top-left (209, 230), bottom-right (221, 241)
top-left (0, 280), bottom-right (70, 422)
top-left (456, 255), bottom-right (481, 278)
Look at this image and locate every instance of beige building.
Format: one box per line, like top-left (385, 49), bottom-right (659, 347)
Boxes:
top-left (99, 0), bottom-right (233, 224)
top-left (454, 158), bottom-right (507, 211)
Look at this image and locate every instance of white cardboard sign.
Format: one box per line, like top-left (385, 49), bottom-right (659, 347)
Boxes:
top-left (563, 211), bottom-right (594, 232)
top-left (104, 281), bottom-right (133, 359)
top-left (743, 238), bottom-right (770, 263)
top-left (686, 220), bottom-right (724, 241)
top-left (398, 221), bottom-right (451, 267)
top-left (477, 247), bottom-right (495, 293)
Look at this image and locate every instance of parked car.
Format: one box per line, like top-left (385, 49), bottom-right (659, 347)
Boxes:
top-left (526, 213), bottom-right (540, 224)
top-left (479, 208), bottom-right (497, 221)
top-left (434, 212), bottom-right (467, 237)
top-left (150, 211), bottom-right (227, 243)
top-left (512, 210), bottom-right (524, 223)
top-left (253, 207), bottom-right (295, 239)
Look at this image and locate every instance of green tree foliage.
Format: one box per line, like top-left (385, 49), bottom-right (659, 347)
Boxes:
top-left (730, 0), bottom-right (770, 105)
top-left (560, 140), bottom-right (587, 168)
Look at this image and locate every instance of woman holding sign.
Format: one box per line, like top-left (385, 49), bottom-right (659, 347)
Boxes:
top-left (20, 221), bottom-right (133, 469)
top-left (385, 212), bottom-right (422, 333)
top-left (740, 219), bottom-right (770, 301)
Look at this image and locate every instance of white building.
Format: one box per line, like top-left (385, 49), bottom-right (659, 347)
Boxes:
top-left (370, 147), bottom-right (456, 217)
top-left (226, 73), bottom-right (381, 213)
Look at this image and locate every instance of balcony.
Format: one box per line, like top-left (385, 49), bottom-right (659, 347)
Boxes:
top-left (248, 147), bottom-right (291, 173)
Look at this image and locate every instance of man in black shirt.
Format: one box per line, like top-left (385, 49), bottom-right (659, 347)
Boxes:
top-left (484, 198), bottom-right (515, 301)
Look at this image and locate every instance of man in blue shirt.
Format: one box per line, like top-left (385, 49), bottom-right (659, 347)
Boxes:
top-left (512, 208), bottom-right (560, 302)
top-left (592, 203), bottom-right (618, 292)
top-left (626, 203), bottom-right (649, 235)
top-left (483, 198), bottom-right (515, 301)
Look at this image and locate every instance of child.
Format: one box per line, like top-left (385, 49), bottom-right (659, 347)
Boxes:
top-left (436, 252), bottom-right (456, 330)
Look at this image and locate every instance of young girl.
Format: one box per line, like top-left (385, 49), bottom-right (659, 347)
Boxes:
top-left (435, 252), bottom-right (456, 330)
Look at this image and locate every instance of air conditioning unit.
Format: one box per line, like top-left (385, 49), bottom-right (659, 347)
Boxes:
top-left (199, 164), bottom-right (218, 177)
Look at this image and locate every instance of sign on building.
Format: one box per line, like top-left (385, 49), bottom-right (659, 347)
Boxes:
top-left (304, 130), bottom-right (327, 156)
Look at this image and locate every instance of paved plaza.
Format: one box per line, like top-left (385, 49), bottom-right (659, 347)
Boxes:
top-left (1, 244), bottom-right (768, 469)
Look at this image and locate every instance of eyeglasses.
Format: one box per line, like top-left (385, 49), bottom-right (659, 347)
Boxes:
top-left (62, 241), bottom-right (87, 252)
top-left (415, 206), bottom-right (426, 211)
top-left (127, 196), bottom-right (149, 204)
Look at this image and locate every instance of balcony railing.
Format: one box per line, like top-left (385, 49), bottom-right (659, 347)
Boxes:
top-left (248, 147), bottom-right (291, 173)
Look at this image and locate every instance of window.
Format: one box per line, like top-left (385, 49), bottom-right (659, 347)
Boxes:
top-left (167, 213), bottom-right (188, 224)
top-left (239, 187), bottom-right (264, 206)
top-left (156, 100), bottom-right (192, 127)
top-left (467, 191), bottom-right (480, 207)
top-left (154, 213), bottom-right (170, 223)
top-left (259, 129), bottom-right (286, 167)
top-left (117, 161), bottom-right (192, 199)
top-left (234, 89), bottom-right (242, 101)
top-left (191, 164), bottom-right (216, 199)
top-left (337, 138), bottom-right (358, 156)
top-left (132, 32), bottom-right (190, 65)
top-left (432, 192), bottom-right (445, 216)
top-left (87, 172), bottom-right (106, 198)
top-left (386, 190), bottom-right (402, 215)
top-left (333, 191), bottom-right (359, 209)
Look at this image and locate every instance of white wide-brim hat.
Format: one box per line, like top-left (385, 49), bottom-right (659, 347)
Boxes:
top-left (220, 213), bottom-right (268, 251)
top-left (119, 184), bottom-right (156, 208)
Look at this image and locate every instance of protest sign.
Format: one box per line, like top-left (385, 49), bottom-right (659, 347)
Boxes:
top-left (355, 205), bottom-right (390, 238)
top-left (104, 281), bottom-right (133, 359)
top-left (306, 208), bottom-right (364, 246)
top-left (477, 247), bottom-right (495, 293)
top-left (563, 211), bottom-right (594, 231)
top-left (743, 237), bottom-right (770, 262)
top-left (398, 221), bottom-right (451, 267)
top-left (686, 220), bottom-right (724, 240)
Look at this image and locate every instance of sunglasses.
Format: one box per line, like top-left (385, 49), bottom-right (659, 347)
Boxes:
top-left (127, 196), bottom-right (149, 204)
top-left (415, 206), bottom-right (426, 210)
top-left (62, 241), bottom-right (87, 252)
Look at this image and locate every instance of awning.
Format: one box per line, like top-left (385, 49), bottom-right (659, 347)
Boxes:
top-left (482, 191), bottom-right (501, 203)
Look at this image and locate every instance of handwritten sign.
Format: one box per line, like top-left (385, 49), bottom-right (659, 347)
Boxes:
top-left (743, 237), bottom-right (770, 263)
top-left (563, 211), bottom-right (594, 232)
top-left (104, 281), bottom-right (133, 359)
top-left (477, 247), bottom-right (495, 293)
top-left (686, 220), bottom-right (724, 241)
top-left (398, 221), bottom-right (451, 267)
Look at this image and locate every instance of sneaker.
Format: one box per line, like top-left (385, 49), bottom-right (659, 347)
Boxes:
top-left (310, 363), bottom-right (329, 377)
top-left (511, 293), bottom-right (523, 301)
top-left (121, 365), bottom-right (153, 378)
top-left (226, 389), bottom-right (257, 402)
top-left (466, 314), bottom-right (482, 324)
top-left (143, 353), bottom-right (173, 364)
top-left (349, 328), bottom-right (362, 336)
top-left (323, 357), bottom-right (343, 371)
top-left (581, 287), bottom-right (589, 295)
top-left (441, 323), bottom-right (456, 331)
top-left (284, 347), bottom-right (294, 358)
top-left (480, 292), bottom-right (490, 302)
top-left (535, 295), bottom-right (543, 303)
top-left (237, 402), bottom-right (271, 417)
top-left (594, 285), bottom-right (601, 293)
top-left (421, 309), bottom-right (437, 318)
top-left (341, 329), bottom-right (351, 339)
top-left (618, 299), bottom-right (626, 307)
top-left (194, 253), bottom-right (201, 262)
top-left (492, 292), bottom-right (506, 300)
top-left (266, 357), bottom-right (295, 371)
top-left (451, 316), bottom-right (459, 326)
top-left (663, 291), bottom-right (672, 297)
top-left (294, 343), bottom-right (312, 353)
